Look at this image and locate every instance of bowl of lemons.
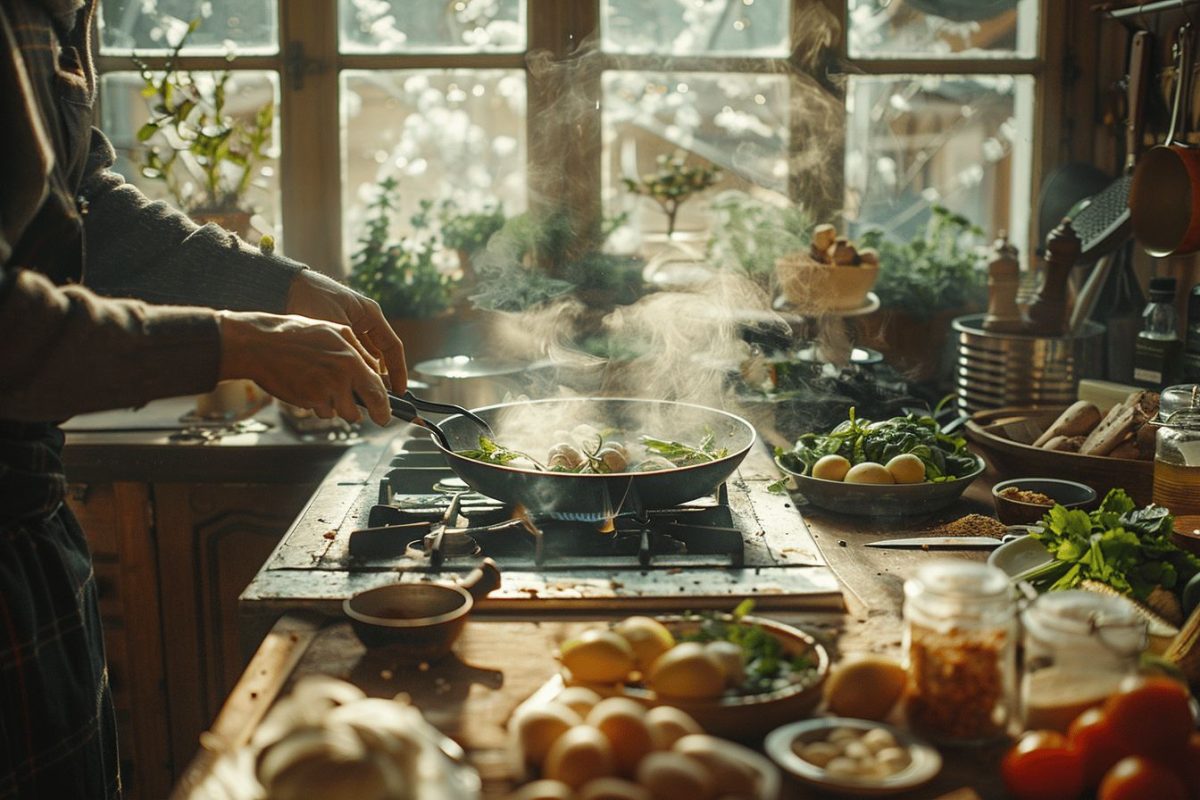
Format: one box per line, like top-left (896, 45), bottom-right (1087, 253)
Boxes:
top-left (554, 610), bottom-right (829, 740)
top-left (774, 411), bottom-right (985, 517)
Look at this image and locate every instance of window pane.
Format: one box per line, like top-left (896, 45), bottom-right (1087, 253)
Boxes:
top-left (341, 70), bottom-right (527, 263)
top-left (844, 74), bottom-right (1034, 256)
top-left (98, 71), bottom-right (282, 243)
top-left (99, 0), bottom-right (277, 54)
top-left (847, 0), bottom-right (1038, 59)
top-left (603, 0), bottom-right (789, 56)
top-left (603, 71), bottom-right (791, 243)
top-left (339, 0), bottom-right (525, 53)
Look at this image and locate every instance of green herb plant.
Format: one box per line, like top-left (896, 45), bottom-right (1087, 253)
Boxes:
top-left (1017, 490), bottom-right (1200, 602)
top-left (640, 433), bottom-right (728, 465)
top-left (347, 179), bottom-right (457, 320)
top-left (132, 20), bottom-right (274, 215)
top-left (623, 150), bottom-right (722, 238)
top-left (678, 600), bottom-right (817, 695)
top-left (776, 407), bottom-right (980, 482)
top-left (705, 190), bottom-right (812, 289)
top-left (857, 204), bottom-right (987, 320)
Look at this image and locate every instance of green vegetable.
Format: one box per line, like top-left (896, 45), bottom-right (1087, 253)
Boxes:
top-left (678, 601), bottom-right (815, 695)
top-left (775, 407), bottom-right (979, 483)
top-left (1016, 489), bottom-right (1200, 602)
top-left (456, 436), bottom-right (545, 470)
top-left (639, 432), bottom-right (728, 466)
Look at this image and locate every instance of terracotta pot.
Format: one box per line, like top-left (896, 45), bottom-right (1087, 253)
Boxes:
top-left (855, 307), bottom-right (965, 385)
top-left (190, 209), bottom-right (253, 239)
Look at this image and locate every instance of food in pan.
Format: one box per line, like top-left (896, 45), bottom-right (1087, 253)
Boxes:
top-left (1032, 392), bottom-right (1159, 459)
top-left (777, 408), bottom-right (980, 483)
top-left (457, 424), bottom-right (728, 474)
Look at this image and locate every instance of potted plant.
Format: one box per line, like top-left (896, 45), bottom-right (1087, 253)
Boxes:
top-left (347, 179), bottom-right (459, 364)
top-left (437, 200), bottom-right (507, 289)
top-left (131, 20), bottom-right (274, 239)
top-left (853, 205), bottom-right (988, 385)
top-left (705, 190), bottom-right (813, 294)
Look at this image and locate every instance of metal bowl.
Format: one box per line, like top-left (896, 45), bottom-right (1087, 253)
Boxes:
top-left (775, 455), bottom-right (985, 517)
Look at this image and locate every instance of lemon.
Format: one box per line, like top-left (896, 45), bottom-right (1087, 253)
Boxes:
top-left (646, 642), bottom-right (726, 700)
top-left (543, 725), bottom-right (615, 789)
top-left (843, 462), bottom-right (894, 485)
top-left (613, 617), bottom-right (675, 672)
top-left (513, 703), bottom-right (582, 767)
top-left (885, 453), bottom-right (926, 484)
top-left (644, 706), bottom-right (703, 750)
top-left (585, 698), bottom-right (654, 777)
top-left (561, 630), bottom-right (636, 684)
top-left (812, 454), bottom-right (852, 481)
top-left (823, 654), bottom-right (907, 720)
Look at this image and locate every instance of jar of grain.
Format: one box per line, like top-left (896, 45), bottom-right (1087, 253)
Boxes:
top-left (1020, 590), bottom-right (1145, 733)
top-left (903, 560), bottom-right (1016, 745)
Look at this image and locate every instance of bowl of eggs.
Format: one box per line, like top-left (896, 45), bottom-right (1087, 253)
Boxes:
top-left (553, 614), bottom-right (829, 741)
top-left (764, 718), bottom-right (942, 797)
top-left (508, 689), bottom-right (781, 800)
top-left (774, 451), bottom-right (986, 517)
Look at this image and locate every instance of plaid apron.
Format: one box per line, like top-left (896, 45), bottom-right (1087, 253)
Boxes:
top-left (1, 1), bottom-right (122, 797)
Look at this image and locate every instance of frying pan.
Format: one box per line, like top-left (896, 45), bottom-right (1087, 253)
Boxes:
top-left (430, 398), bottom-right (756, 520)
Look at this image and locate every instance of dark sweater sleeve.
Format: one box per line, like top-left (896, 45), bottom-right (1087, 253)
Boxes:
top-left (0, 266), bottom-right (221, 421)
top-left (78, 129), bottom-right (306, 313)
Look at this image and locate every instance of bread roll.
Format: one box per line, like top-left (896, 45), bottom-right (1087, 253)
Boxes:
top-left (1042, 434), bottom-right (1083, 452)
top-left (1033, 401), bottom-right (1102, 447)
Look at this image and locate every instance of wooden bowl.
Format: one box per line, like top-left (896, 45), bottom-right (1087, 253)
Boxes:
top-left (965, 406), bottom-right (1155, 505)
top-left (566, 615), bottom-right (829, 741)
top-left (776, 256), bottom-right (879, 313)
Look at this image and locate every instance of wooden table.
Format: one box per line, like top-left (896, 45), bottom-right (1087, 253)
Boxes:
top-left (173, 469), bottom-right (1013, 799)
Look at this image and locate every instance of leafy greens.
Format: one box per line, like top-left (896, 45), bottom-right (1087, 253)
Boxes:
top-left (1017, 489), bottom-right (1200, 601)
top-left (678, 600), bottom-right (816, 695)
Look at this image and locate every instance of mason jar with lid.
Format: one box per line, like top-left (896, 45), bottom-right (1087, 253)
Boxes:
top-left (1020, 590), bottom-right (1146, 732)
top-left (1154, 383), bottom-right (1200, 517)
top-left (903, 560), bottom-right (1016, 744)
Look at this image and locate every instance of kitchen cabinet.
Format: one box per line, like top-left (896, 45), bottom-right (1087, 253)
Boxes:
top-left (60, 399), bottom-right (356, 799)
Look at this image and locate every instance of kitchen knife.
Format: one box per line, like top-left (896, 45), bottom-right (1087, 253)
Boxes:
top-left (865, 536), bottom-right (1005, 549)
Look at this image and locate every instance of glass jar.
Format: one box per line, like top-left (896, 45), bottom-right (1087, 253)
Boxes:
top-left (903, 560), bottom-right (1016, 745)
top-left (1154, 384), bottom-right (1200, 517)
top-left (1020, 590), bottom-right (1146, 732)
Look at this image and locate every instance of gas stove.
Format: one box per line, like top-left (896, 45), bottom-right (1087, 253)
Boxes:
top-left (243, 428), bottom-right (842, 614)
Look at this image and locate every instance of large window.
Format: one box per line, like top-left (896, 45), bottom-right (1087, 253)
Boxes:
top-left (95, 1), bottom-right (1048, 271)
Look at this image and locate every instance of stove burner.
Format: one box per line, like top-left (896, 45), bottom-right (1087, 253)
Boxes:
top-left (405, 533), bottom-right (481, 560)
top-left (433, 477), bottom-right (471, 494)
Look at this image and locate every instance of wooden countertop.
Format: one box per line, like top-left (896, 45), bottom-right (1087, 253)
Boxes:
top-left (176, 468), bottom-right (1012, 799)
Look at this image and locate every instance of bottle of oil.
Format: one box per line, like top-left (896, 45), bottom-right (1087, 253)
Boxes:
top-left (1153, 384), bottom-right (1200, 517)
top-left (1133, 277), bottom-right (1182, 390)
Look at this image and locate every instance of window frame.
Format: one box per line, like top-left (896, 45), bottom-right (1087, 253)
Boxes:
top-left (94, 0), bottom-right (1061, 272)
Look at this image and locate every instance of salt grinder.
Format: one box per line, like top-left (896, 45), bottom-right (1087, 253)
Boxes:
top-left (1026, 218), bottom-right (1081, 337)
top-left (982, 232), bottom-right (1024, 333)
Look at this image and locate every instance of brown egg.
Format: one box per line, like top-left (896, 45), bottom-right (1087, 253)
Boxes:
top-left (577, 777), bottom-right (653, 800)
top-left (644, 706), bottom-right (703, 750)
top-left (672, 735), bottom-right (760, 797)
top-left (556, 686), bottom-right (605, 718)
top-left (635, 751), bottom-right (715, 800)
top-left (585, 698), bottom-right (655, 777)
top-left (506, 779), bottom-right (575, 800)
top-left (513, 703), bottom-right (583, 767)
top-left (543, 725), bottom-right (615, 789)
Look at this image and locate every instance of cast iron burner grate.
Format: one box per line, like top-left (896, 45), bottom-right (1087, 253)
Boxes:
top-left (348, 442), bottom-right (745, 570)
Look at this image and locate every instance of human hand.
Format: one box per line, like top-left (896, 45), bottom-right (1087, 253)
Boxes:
top-left (285, 269), bottom-right (408, 392)
top-left (217, 311), bottom-right (391, 426)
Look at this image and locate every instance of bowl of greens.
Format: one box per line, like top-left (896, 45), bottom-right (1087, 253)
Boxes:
top-left (775, 409), bottom-right (985, 516)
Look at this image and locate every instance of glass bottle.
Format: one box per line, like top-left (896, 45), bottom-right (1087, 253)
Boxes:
top-left (1134, 276), bottom-right (1182, 389)
top-left (1021, 590), bottom-right (1146, 732)
top-left (903, 560), bottom-right (1016, 744)
top-left (1154, 384), bottom-right (1200, 517)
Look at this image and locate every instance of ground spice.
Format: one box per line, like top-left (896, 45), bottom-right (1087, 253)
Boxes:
top-left (932, 513), bottom-right (1008, 538)
top-left (998, 487), bottom-right (1054, 505)
top-left (905, 624), bottom-right (1008, 742)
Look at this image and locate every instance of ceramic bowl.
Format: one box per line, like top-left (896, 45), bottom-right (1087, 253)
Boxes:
top-left (991, 477), bottom-right (1097, 525)
top-left (775, 455), bottom-right (985, 517)
top-left (564, 615), bottom-right (830, 740)
top-left (776, 256), bottom-right (879, 313)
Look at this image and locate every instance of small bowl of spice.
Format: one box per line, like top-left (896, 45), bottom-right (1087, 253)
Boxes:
top-left (992, 478), bottom-right (1097, 526)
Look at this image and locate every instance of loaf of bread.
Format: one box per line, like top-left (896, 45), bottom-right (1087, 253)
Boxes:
top-left (1033, 391), bottom-right (1158, 460)
top-left (1042, 434), bottom-right (1084, 452)
top-left (1079, 390), bottom-right (1159, 457)
top-left (1033, 401), bottom-right (1102, 447)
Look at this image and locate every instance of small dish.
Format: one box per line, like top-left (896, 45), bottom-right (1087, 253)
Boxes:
top-left (775, 455), bottom-right (985, 517)
top-left (987, 533), bottom-right (1052, 577)
top-left (991, 477), bottom-right (1097, 525)
top-left (764, 718), bottom-right (941, 797)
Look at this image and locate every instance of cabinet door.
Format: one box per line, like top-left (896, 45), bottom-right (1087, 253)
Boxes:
top-left (65, 482), bottom-right (172, 800)
top-left (153, 482), bottom-right (316, 776)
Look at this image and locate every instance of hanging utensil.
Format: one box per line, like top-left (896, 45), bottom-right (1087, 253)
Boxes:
top-left (1130, 24), bottom-right (1200, 256)
top-left (1071, 28), bottom-right (1153, 261)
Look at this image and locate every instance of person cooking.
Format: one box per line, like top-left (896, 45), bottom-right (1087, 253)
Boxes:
top-left (1, 1), bottom-right (406, 796)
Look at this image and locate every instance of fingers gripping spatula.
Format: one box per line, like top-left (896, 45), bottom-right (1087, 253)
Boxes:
top-left (1071, 29), bottom-right (1152, 263)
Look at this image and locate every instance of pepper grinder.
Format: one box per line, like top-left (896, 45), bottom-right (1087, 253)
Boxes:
top-left (982, 232), bottom-right (1025, 333)
top-left (1026, 218), bottom-right (1081, 337)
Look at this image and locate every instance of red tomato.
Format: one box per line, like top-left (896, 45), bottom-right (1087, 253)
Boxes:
top-left (1002, 730), bottom-right (1085, 800)
top-left (1067, 707), bottom-right (1133, 787)
top-left (1103, 676), bottom-right (1193, 760)
top-left (1181, 733), bottom-right (1200, 797)
top-left (1098, 756), bottom-right (1189, 800)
